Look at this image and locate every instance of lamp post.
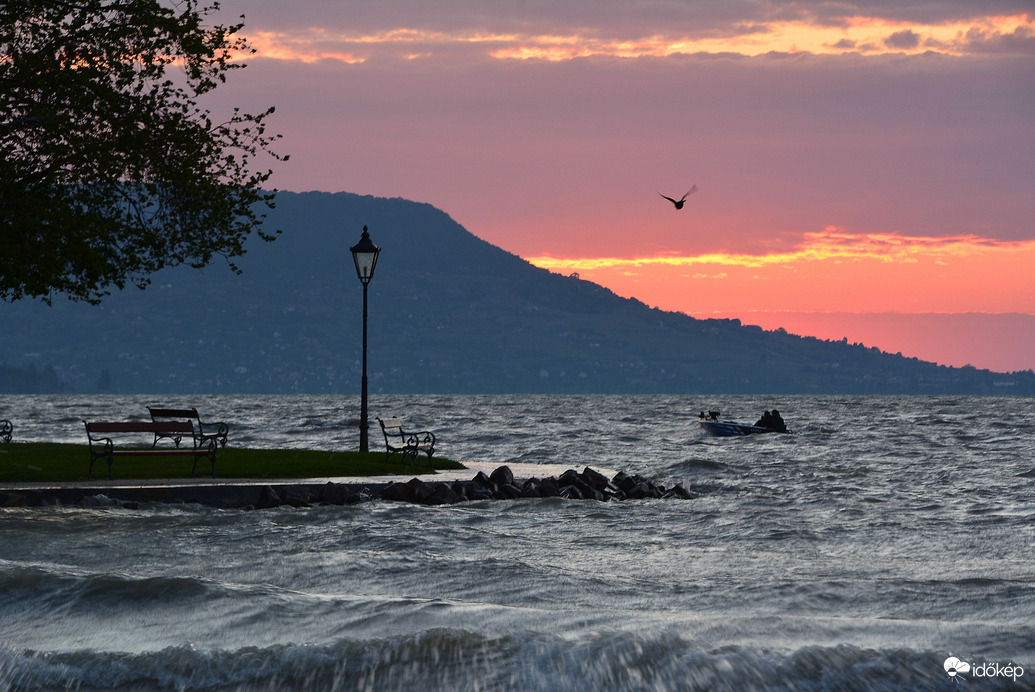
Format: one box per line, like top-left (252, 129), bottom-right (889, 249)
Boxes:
top-left (350, 225), bottom-right (381, 452)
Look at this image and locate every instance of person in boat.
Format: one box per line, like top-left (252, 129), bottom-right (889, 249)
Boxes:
top-left (754, 410), bottom-right (788, 432)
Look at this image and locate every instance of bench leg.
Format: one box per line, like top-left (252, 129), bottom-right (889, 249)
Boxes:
top-left (193, 444), bottom-right (217, 478)
top-left (191, 453), bottom-right (216, 478)
top-left (88, 447), bottom-right (114, 480)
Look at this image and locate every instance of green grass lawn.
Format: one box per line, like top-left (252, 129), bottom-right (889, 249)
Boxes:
top-left (0, 442), bottom-right (466, 483)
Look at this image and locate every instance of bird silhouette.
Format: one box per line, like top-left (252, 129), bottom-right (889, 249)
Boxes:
top-left (659, 184), bottom-right (698, 209)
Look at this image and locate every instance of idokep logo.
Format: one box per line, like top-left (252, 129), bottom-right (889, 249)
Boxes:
top-left (944, 657), bottom-right (970, 679)
top-left (944, 656), bottom-right (1026, 683)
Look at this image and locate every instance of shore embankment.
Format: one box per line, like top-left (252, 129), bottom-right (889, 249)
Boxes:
top-left (0, 463), bottom-right (693, 509)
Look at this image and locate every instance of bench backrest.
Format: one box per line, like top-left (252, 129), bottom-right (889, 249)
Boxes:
top-left (148, 407), bottom-right (200, 421)
top-left (378, 418), bottom-right (404, 435)
top-left (87, 421), bottom-right (194, 435)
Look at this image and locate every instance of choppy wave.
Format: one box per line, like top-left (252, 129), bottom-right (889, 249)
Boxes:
top-left (6, 632), bottom-right (1024, 692)
top-left (3, 394), bottom-right (1035, 691)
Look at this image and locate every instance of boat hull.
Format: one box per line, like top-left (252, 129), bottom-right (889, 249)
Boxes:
top-left (700, 421), bottom-right (772, 437)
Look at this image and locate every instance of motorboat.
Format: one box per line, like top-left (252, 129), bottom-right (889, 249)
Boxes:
top-left (698, 410), bottom-right (789, 436)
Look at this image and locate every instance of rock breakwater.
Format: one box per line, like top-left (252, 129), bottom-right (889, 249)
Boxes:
top-left (356, 465), bottom-right (692, 506)
top-left (0, 466), bottom-right (692, 509)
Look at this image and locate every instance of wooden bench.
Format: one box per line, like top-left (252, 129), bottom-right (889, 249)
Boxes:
top-left (377, 417), bottom-right (436, 469)
top-left (147, 407), bottom-right (229, 448)
top-left (85, 421), bottom-right (218, 479)
top-left (1, 419), bottom-right (11, 443)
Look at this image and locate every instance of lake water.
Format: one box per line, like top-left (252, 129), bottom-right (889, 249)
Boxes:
top-left (2, 394), bottom-right (1034, 690)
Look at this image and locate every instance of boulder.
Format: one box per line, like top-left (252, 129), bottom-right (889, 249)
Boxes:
top-left (611, 471), bottom-right (637, 494)
top-left (406, 477), bottom-right (437, 503)
top-left (520, 478), bottom-right (544, 498)
top-left (255, 485), bottom-right (282, 509)
top-left (1, 492), bottom-right (27, 507)
top-left (580, 467), bottom-right (610, 492)
top-left (664, 484), bottom-right (694, 500)
top-left (464, 482), bottom-right (495, 501)
top-left (627, 481), bottom-right (662, 500)
top-left (451, 480), bottom-right (469, 501)
top-left (495, 483), bottom-right (521, 500)
top-left (379, 482), bottom-right (411, 502)
top-left (282, 486), bottom-right (312, 507)
top-left (558, 469), bottom-right (593, 498)
top-left (425, 482), bottom-right (461, 505)
top-left (471, 471), bottom-right (493, 489)
top-left (538, 477), bottom-right (560, 497)
top-left (488, 465), bottom-right (514, 487)
top-left (559, 485), bottom-right (583, 500)
top-left (319, 482), bottom-right (350, 505)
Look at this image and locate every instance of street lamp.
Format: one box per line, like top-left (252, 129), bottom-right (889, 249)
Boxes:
top-left (350, 225), bottom-right (381, 452)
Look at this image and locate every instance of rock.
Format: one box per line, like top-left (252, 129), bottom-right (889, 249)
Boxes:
top-left (627, 481), bottom-right (662, 500)
top-left (406, 477), bottom-right (435, 503)
top-left (495, 483), bottom-right (521, 500)
top-left (538, 477), bottom-right (560, 497)
top-left (1, 492), bottom-right (27, 507)
top-left (580, 467), bottom-right (610, 492)
top-left (520, 478), bottom-right (544, 498)
top-left (559, 485), bottom-right (583, 500)
top-left (319, 482), bottom-right (350, 505)
top-left (558, 470), bottom-right (593, 498)
top-left (464, 482), bottom-right (495, 501)
top-left (612, 471), bottom-right (637, 494)
top-left (282, 486), bottom-right (311, 508)
top-left (425, 482), bottom-right (461, 505)
top-left (664, 484), bottom-right (694, 500)
top-left (471, 471), bottom-right (493, 489)
top-left (557, 468), bottom-right (581, 486)
top-left (380, 482), bottom-right (411, 502)
top-left (255, 485), bottom-right (282, 509)
top-left (488, 465), bottom-right (514, 487)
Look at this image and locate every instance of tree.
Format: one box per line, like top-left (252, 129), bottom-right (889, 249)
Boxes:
top-left (0, 0), bottom-right (286, 304)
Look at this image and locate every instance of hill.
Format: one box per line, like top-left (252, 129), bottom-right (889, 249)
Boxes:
top-left (1, 191), bottom-right (1032, 394)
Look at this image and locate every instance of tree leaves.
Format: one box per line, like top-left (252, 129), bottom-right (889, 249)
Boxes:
top-left (0, 0), bottom-right (286, 304)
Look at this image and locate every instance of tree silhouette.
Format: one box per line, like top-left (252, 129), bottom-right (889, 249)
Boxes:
top-left (1, 0), bottom-right (287, 304)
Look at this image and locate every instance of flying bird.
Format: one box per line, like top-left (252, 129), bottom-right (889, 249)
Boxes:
top-left (659, 184), bottom-right (698, 209)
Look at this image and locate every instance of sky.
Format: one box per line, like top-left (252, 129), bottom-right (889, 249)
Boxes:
top-left (205, 0), bottom-right (1035, 373)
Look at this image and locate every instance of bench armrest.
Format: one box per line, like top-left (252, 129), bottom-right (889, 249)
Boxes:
top-left (197, 420), bottom-right (230, 445)
top-left (404, 430), bottom-right (435, 446)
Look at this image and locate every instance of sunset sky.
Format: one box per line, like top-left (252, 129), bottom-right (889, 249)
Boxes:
top-left (206, 0), bottom-right (1034, 373)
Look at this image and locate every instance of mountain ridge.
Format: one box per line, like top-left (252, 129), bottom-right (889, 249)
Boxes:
top-left (1, 191), bottom-right (1032, 395)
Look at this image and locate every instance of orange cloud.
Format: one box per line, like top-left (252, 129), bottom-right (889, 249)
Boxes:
top-left (245, 15), bottom-right (1034, 63)
top-left (525, 229), bottom-right (1035, 315)
top-left (244, 28), bottom-right (521, 63)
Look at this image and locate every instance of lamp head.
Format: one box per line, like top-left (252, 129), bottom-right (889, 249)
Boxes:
top-left (350, 225), bottom-right (381, 284)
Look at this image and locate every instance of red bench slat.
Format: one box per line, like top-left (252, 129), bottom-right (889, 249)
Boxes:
top-left (87, 421), bottom-right (194, 434)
